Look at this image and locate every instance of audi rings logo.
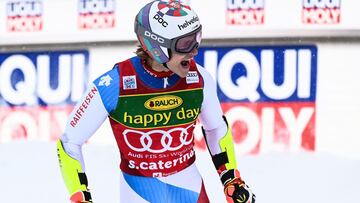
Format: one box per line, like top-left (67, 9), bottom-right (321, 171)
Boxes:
top-left (123, 124), bottom-right (194, 153)
top-left (144, 95), bottom-right (183, 111)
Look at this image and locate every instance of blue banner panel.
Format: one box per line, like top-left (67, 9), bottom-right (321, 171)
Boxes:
top-left (0, 50), bottom-right (89, 143)
top-left (194, 45), bottom-right (317, 154)
top-left (0, 50), bottom-right (89, 106)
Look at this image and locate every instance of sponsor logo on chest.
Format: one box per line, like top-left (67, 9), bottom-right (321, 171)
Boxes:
top-left (122, 75), bottom-right (137, 90)
top-left (186, 71), bottom-right (199, 84)
top-left (144, 95), bottom-right (183, 111)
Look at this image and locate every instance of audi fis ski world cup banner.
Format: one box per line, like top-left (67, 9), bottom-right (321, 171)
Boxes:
top-left (0, 51), bottom-right (89, 143)
top-left (226, 0), bottom-right (265, 25)
top-left (195, 45), bottom-right (317, 155)
top-left (78, 0), bottom-right (116, 29)
top-left (302, 0), bottom-right (341, 24)
top-left (6, 0), bottom-right (43, 32)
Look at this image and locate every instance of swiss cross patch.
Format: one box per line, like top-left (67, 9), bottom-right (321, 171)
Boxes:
top-left (122, 75), bottom-right (137, 90)
top-left (186, 71), bottom-right (199, 84)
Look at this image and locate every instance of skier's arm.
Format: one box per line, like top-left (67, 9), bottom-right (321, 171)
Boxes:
top-left (57, 68), bottom-right (120, 202)
top-left (197, 65), bottom-right (256, 203)
top-left (57, 139), bottom-right (92, 202)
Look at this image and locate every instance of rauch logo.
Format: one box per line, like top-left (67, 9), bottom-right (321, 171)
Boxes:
top-left (144, 95), bottom-right (183, 111)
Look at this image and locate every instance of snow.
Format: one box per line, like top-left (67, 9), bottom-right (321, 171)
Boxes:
top-left (1, 141), bottom-right (360, 203)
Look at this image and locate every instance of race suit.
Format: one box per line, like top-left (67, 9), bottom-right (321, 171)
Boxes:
top-left (59, 56), bottom-right (231, 202)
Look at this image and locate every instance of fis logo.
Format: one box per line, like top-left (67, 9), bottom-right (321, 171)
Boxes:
top-left (122, 75), bottom-right (137, 90)
top-left (6, 0), bottom-right (43, 32)
top-left (226, 0), bottom-right (265, 25)
top-left (195, 46), bottom-right (317, 155)
top-left (78, 0), bottom-right (116, 29)
top-left (302, 0), bottom-right (341, 24)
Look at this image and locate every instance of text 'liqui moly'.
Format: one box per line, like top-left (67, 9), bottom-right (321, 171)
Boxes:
top-left (302, 0), bottom-right (341, 24)
top-left (226, 0), bottom-right (265, 25)
top-left (194, 46), bottom-right (317, 155)
top-left (0, 51), bottom-right (89, 143)
top-left (78, 0), bottom-right (116, 29)
top-left (6, 0), bottom-right (43, 32)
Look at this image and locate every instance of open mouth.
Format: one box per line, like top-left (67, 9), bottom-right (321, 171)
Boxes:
top-left (180, 60), bottom-right (190, 68)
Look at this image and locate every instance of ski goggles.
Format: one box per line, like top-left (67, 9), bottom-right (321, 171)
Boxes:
top-left (135, 24), bottom-right (202, 54)
top-left (172, 26), bottom-right (202, 53)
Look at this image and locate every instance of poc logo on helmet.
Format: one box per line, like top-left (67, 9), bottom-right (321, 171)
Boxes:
top-left (144, 30), bottom-right (165, 44)
top-left (153, 14), bottom-right (168, 27)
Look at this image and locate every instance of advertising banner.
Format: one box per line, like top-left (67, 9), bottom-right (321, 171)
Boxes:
top-left (0, 50), bottom-right (89, 142)
top-left (0, 45), bottom-right (318, 156)
top-left (225, 0), bottom-right (265, 25)
top-left (194, 45), bottom-right (318, 155)
top-left (302, 0), bottom-right (341, 24)
top-left (1, 0), bottom-right (359, 45)
top-left (6, 0), bottom-right (43, 32)
top-left (78, 0), bottom-right (116, 29)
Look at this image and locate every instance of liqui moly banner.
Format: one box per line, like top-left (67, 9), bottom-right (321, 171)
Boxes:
top-left (0, 51), bottom-right (89, 143)
top-left (6, 0), bottom-right (43, 32)
top-left (194, 46), bottom-right (317, 155)
top-left (302, 0), bottom-right (341, 24)
top-left (226, 0), bottom-right (265, 25)
top-left (78, 0), bottom-right (116, 29)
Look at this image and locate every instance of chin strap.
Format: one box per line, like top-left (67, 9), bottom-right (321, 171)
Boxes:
top-left (163, 48), bottom-right (171, 69)
top-left (162, 62), bottom-right (169, 69)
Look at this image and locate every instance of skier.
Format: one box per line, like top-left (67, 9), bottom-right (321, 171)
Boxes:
top-left (56, 0), bottom-right (256, 202)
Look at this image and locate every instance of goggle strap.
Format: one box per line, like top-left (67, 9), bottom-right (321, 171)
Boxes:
top-left (135, 24), bottom-right (172, 48)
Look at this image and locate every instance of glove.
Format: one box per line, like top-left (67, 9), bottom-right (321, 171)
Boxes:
top-left (220, 169), bottom-right (256, 203)
top-left (224, 178), bottom-right (255, 203)
top-left (70, 190), bottom-right (92, 203)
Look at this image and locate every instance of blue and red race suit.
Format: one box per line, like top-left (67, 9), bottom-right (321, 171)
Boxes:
top-left (60, 56), bottom-right (229, 202)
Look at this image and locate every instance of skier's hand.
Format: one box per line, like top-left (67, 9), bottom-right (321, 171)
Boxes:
top-left (224, 178), bottom-right (255, 203)
top-left (70, 190), bottom-right (92, 203)
top-left (220, 169), bottom-right (255, 203)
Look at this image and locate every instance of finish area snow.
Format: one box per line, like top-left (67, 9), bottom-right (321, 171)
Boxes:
top-left (0, 141), bottom-right (359, 203)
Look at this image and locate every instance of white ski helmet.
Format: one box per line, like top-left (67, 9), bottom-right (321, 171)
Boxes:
top-left (134, 0), bottom-right (202, 64)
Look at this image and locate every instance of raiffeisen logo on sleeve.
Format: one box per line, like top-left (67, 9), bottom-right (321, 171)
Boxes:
top-left (78, 0), bottom-right (116, 29)
top-left (195, 46), bottom-right (317, 155)
top-left (302, 0), bottom-right (341, 24)
top-left (6, 0), bottom-right (43, 32)
top-left (0, 51), bottom-right (89, 143)
top-left (226, 0), bottom-right (264, 25)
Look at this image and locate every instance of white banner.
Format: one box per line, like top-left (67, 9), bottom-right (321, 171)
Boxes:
top-left (1, 0), bottom-right (360, 45)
